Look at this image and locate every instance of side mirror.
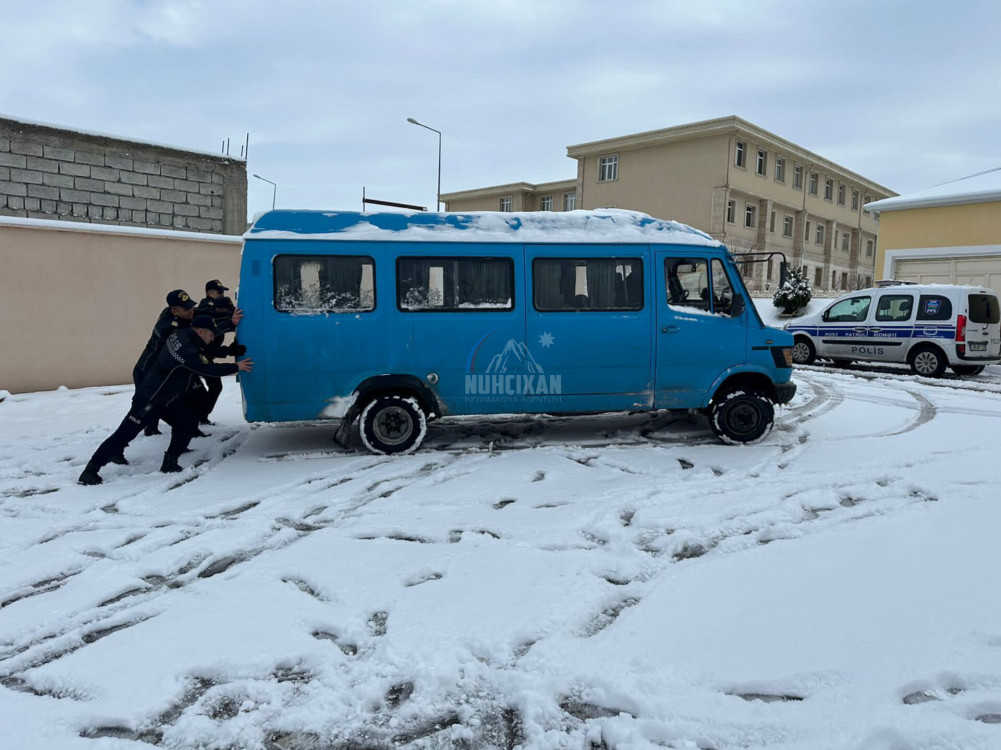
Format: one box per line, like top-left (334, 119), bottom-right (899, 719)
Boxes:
top-left (730, 294), bottom-right (745, 317)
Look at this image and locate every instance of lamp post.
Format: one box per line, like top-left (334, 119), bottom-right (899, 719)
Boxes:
top-left (407, 117), bottom-right (441, 211)
top-left (252, 173), bottom-right (277, 210)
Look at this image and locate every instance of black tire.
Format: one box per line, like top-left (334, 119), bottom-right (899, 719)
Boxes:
top-left (791, 337), bottom-right (816, 365)
top-left (909, 346), bottom-right (946, 377)
top-left (952, 364), bottom-right (985, 376)
top-left (359, 394), bottom-right (428, 455)
top-left (709, 389), bottom-right (775, 445)
top-left (830, 359), bottom-right (853, 368)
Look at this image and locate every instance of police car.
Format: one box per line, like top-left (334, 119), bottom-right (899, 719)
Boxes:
top-left (784, 282), bottom-right (1001, 377)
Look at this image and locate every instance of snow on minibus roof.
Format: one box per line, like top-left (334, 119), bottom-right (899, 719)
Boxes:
top-left (245, 209), bottom-right (722, 246)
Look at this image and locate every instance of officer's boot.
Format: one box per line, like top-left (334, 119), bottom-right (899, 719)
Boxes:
top-left (78, 461), bottom-right (104, 486)
top-left (109, 451), bottom-right (129, 465)
top-left (159, 452), bottom-right (183, 473)
top-left (144, 422), bottom-right (162, 436)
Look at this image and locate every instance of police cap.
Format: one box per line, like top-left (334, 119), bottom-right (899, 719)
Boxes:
top-left (166, 289), bottom-right (196, 309)
top-left (205, 279), bottom-right (229, 293)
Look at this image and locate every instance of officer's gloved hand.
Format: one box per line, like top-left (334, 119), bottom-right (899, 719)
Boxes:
top-left (227, 342), bottom-right (247, 357)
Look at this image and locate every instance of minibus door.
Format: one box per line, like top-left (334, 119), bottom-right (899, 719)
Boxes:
top-left (654, 253), bottom-right (748, 408)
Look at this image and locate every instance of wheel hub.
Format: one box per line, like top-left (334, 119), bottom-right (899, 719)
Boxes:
top-left (374, 406), bottom-right (414, 446)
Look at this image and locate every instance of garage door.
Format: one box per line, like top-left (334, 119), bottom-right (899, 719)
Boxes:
top-left (895, 255), bottom-right (1001, 297)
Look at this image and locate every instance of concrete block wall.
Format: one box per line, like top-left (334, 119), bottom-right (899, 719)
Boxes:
top-left (0, 117), bottom-right (247, 235)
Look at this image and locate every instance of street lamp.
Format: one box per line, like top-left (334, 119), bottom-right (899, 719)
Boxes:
top-left (252, 173), bottom-right (277, 210)
top-left (407, 117), bottom-right (441, 211)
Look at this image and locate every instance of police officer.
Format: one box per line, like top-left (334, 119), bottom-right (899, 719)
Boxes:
top-left (135, 290), bottom-right (198, 436)
top-left (195, 280), bottom-right (245, 424)
top-left (78, 316), bottom-right (254, 485)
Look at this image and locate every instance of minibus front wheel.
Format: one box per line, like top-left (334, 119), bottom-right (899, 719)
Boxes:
top-left (360, 394), bottom-right (429, 455)
top-left (708, 389), bottom-right (775, 445)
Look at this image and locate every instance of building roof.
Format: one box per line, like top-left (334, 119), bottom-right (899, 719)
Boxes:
top-left (440, 179), bottom-right (575, 202)
top-left (246, 208), bottom-right (721, 246)
top-left (566, 115), bottom-right (897, 198)
top-left (863, 167), bottom-right (1001, 213)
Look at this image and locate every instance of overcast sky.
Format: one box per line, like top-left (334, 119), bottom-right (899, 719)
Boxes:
top-left (2, 0), bottom-right (999, 221)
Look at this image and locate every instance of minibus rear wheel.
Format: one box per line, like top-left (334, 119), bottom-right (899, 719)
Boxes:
top-left (360, 394), bottom-right (428, 455)
top-left (709, 390), bottom-right (775, 445)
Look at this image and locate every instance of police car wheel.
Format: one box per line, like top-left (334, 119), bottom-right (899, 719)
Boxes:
top-left (952, 365), bottom-right (985, 376)
top-left (360, 394), bottom-right (428, 455)
top-left (791, 338), bottom-right (816, 365)
top-left (709, 390), bottom-right (775, 445)
top-left (909, 347), bottom-right (946, 377)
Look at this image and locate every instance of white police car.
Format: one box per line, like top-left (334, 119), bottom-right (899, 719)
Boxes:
top-left (784, 283), bottom-right (1001, 377)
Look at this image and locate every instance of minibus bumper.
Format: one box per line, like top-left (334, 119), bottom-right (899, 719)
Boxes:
top-left (775, 381), bottom-right (797, 405)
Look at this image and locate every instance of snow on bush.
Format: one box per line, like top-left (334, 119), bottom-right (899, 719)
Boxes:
top-left (772, 266), bottom-right (813, 314)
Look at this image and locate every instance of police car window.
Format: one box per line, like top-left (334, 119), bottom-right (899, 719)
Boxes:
top-left (916, 295), bottom-right (952, 321)
top-left (274, 255), bottom-right (375, 313)
top-left (533, 258), bottom-right (643, 311)
top-left (824, 296), bottom-right (871, 322)
top-left (968, 294), bottom-right (1000, 325)
top-left (397, 257), bottom-right (514, 311)
top-left (666, 258), bottom-right (710, 310)
top-left (875, 294), bottom-right (913, 322)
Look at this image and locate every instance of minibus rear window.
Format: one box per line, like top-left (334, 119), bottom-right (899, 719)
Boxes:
top-left (533, 258), bottom-right (643, 311)
top-left (274, 255), bottom-right (375, 313)
top-left (968, 293), bottom-right (1001, 324)
top-left (397, 257), bottom-right (514, 311)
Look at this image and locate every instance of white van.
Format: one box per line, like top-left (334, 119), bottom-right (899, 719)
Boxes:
top-left (784, 283), bottom-right (1001, 376)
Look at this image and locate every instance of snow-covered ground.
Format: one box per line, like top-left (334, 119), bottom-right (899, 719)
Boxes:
top-left (3, 304), bottom-right (1001, 749)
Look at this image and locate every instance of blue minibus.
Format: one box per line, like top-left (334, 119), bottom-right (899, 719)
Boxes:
top-left (236, 209), bottom-right (796, 453)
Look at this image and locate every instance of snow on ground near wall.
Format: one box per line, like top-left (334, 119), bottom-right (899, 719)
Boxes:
top-left (2, 325), bottom-right (1001, 748)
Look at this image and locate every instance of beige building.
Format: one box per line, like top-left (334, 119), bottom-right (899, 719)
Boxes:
top-left (442, 116), bottom-right (896, 292)
top-left (865, 168), bottom-right (1001, 297)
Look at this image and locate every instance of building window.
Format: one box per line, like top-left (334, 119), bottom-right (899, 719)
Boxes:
top-left (816, 224), bottom-right (825, 245)
top-left (814, 267), bottom-right (823, 287)
top-left (775, 157), bottom-right (785, 183)
top-left (782, 215), bottom-right (793, 237)
top-left (726, 199), bottom-right (736, 223)
top-left (756, 149), bottom-right (767, 176)
top-left (735, 141), bottom-right (746, 168)
top-left (563, 192), bottom-right (576, 211)
top-left (866, 239), bottom-right (874, 257)
top-left (862, 193), bottom-right (871, 215)
top-left (852, 189), bottom-right (860, 211)
top-left (809, 172), bottom-right (818, 195)
top-left (499, 196), bottom-right (512, 212)
top-left (805, 220), bottom-right (811, 240)
top-left (842, 232), bottom-right (849, 252)
top-left (398, 257), bottom-right (514, 311)
top-left (539, 195), bottom-right (553, 211)
top-left (793, 165), bottom-right (803, 190)
top-left (598, 154), bottom-right (618, 182)
top-left (841, 272), bottom-right (848, 289)
top-left (769, 210), bottom-right (776, 233)
top-left (744, 203), bottom-right (757, 228)
top-left (824, 178), bottom-right (833, 201)
top-left (837, 183), bottom-right (846, 206)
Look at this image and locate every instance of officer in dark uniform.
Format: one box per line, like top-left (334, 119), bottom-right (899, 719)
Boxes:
top-left (194, 280), bottom-right (245, 424)
top-left (135, 290), bottom-right (198, 436)
top-left (78, 316), bottom-right (254, 485)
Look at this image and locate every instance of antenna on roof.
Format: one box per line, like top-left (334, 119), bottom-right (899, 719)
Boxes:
top-left (221, 139), bottom-right (225, 154)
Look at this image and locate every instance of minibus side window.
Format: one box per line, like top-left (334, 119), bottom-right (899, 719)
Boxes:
top-left (916, 295), bottom-right (951, 321)
top-left (710, 259), bottom-right (737, 316)
top-left (274, 255), bottom-right (375, 313)
top-left (666, 258), bottom-right (710, 311)
top-left (397, 257), bottom-right (514, 311)
top-left (533, 258), bottom-right (643, 311)
top-left (875, 294), bottom-right (914, 322)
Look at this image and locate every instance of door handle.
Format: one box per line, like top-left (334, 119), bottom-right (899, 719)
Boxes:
top-left (853, 327), bottom-right (867, 333)
top-left (661, 325), bottom-right (680, 334)
top-left (867, 327), bottom-right (881, 333)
